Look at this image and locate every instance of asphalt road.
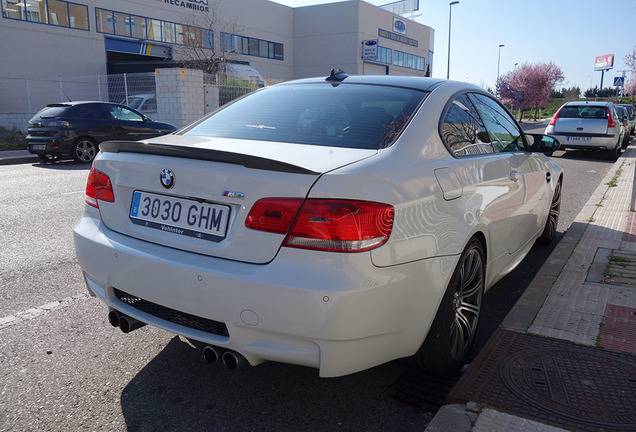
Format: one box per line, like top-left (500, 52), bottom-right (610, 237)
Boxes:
top-left (0, 137), bottom-right (621, 431)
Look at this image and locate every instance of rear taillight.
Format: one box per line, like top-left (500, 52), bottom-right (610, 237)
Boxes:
top-left (245, 198), bottom-right (304, 234)
top-left (607, 108), bottom-right (617, 128)
top-left (548, 107), bottom-right (564, 126)
top-left (85, 167), bottom-right (114, 208)
top-left (246, 198), bottom-right (394, 252)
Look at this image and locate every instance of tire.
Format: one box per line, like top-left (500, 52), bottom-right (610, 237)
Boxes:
top-left (606, 141), bottom-right (621, 161)
top-left (37, 154), bottom-right (60, 163)
top-left (537, 179), bottom-right (561, 245)
top-left (72, 137), bottom-right (98, 163)
top-left (411, 238), bottom-right (485, 375)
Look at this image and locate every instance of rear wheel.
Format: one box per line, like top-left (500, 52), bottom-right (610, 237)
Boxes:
top-left (606, 141), bottom-right (621, 161)
top-left (72, 137), bottom-right (97, 163)
top-left (538, 179), bottom-right (561, 245)
top-left (411, 238), bottom-right (485, 375)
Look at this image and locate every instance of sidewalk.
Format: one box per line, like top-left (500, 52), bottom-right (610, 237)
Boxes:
top-left (0, 149), bottom-right (37, 165)
top-left (426, 147), bottom-right (636, 431)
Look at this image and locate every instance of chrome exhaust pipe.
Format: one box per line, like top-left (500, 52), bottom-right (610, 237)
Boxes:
top-left (118, 314), bottom-right (146, 333)
top-left (222, 350), bottom-right (247, 370)
top-left (203, 346), bottom-right (221, 365)
top-left (107, 310), bottom-right (121, 327)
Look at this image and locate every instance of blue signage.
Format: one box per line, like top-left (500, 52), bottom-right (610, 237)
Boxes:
top-left (378, 28), bottom-right (418, 47)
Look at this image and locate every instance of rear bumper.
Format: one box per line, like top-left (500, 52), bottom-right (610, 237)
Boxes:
top-left (547, 133), bottom-right (618, 150)
top-left (73, 208), bottom-right (457, 377)
top-left (26, 135), bottom-right (71, 155)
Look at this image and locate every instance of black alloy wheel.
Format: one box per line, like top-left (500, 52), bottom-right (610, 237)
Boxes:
top-left (411, 238), bottom-right (485, 374)
top-left (72, 137), bottom-right (98, 163)
top-left (538, 179), bottom-right (561, 245)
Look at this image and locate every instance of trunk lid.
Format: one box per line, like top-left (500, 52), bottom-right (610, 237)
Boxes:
top-left (94, 137), bottom-right (376, 264)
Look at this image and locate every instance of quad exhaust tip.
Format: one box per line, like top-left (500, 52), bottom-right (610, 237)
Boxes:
top-left (203, 345), bottom-right (247, 370)
top-left (107, 310), bottom-right (147, 333)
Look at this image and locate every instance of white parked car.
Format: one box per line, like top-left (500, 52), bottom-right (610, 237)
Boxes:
top-left (545, 101), bottom-right (624, 159)
top-left (74, 71), bottom-right (563, 377)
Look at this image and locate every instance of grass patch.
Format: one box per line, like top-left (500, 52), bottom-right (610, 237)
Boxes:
top-left (606, 165), bottom-right (623, 187)
top-left (0, 127), bottom-right (27, 151)
top-left (609, 255), bottom-right (631, 263)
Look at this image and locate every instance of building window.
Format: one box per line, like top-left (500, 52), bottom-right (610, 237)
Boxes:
top-left (95, 7), bottom-right (211, 49)
top-left (377, 46), bottom-right (392, 64)
top-left (220, 32), bottom-right (284, 61)
top-left (393, 50), bottom-right (426, 71)
top-left (2, 0), bottom-right (88, 30)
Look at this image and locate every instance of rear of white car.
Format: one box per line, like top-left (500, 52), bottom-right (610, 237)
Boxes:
top-left (74, 75), bottom-right (562, 377)
top-left (545, 101), bottom-right (623, 159)
top-left (74, 78), bottom-right (454, 377)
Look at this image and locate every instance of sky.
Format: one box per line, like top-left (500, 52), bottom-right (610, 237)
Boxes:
top-left (271, 0), bottom-right (636, 92)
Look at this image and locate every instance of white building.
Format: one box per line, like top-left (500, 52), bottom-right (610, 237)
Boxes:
top-left (0, 0), bottom-right (434, 128)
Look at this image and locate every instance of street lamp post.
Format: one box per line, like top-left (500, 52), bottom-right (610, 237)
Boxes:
top-left (496, 44), bottom-right (505, 83)
top-left (446, 1), bottom-right (459, 79)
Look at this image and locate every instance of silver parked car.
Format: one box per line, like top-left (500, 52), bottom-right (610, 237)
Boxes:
top-left (616, 103), bottom-right (635, 137)
top-left (545, 101), bottom-right (624, 159)
top-left (73, 72), bottom-right (563, 377)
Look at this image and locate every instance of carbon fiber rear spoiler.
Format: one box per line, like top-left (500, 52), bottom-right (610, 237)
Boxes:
top-left (99, 140), bottom-right (318, 175)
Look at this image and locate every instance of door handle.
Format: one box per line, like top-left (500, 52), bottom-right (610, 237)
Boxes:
top-left (546, 171), bottom-right (551, 183)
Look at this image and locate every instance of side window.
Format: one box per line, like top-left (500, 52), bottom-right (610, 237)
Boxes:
top-left (79, 104), bottom-right (108, 119)
top-left (107, 105), bottom-right (144, 122)
top-left (469, 94), bottom-right (523, 152)
top-left (65, 104), bottom-right (108, 119)
top-left (441, 94), bottom-right (494, 157)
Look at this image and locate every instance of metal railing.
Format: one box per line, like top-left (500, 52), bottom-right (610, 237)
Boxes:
top-left (0, 73), bottom-right (156, 114)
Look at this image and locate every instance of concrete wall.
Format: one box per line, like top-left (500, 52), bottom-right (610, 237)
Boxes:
top-left (293, 1), bottom-right (433, 79)
top-left (154, 68), bottom-right (205, 129)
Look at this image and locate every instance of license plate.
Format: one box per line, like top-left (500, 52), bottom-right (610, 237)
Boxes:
top-left (30, 144), bottom-right (47, 150)
top-left (130, 191), bottom-right (230, 242)
top-left (566, 136), bottom-right (592, 143)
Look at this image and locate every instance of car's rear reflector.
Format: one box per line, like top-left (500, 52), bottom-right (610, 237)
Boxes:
top-left (85, 167), bottom-right (114, 208)
top-left (246, 198), bottom-right (394, 252)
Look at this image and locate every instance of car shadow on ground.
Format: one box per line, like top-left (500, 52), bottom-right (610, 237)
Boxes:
top-left (552, 149), bottom-right (625, 162)
top-left (32, 160), bottom-right (92, 171)
top-left (119, 337), bottom-right (431, 432)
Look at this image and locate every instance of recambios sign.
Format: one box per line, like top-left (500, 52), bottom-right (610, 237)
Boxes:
top-left (594, 54), bottom-right (614, 70)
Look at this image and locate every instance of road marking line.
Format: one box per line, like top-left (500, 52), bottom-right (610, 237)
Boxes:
top-left (0, 293), bottom-right (91, 330)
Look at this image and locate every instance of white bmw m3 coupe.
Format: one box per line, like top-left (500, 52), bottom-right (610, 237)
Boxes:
top-left (73, 71), bottom-right (562, 377)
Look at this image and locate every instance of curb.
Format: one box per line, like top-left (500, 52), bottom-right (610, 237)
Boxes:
top-left (0, 150), bottom-right (38, 166)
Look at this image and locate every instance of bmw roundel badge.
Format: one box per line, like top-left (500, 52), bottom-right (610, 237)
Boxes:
top-left (160, 168), bottom-right (175, 189)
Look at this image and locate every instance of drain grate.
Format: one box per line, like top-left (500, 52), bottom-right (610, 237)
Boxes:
top-left (393, 367), bottom-right (461, 412)
top-left (448, 329), bottom-right (636, 432)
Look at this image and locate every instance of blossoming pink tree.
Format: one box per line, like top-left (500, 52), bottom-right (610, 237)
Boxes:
top-left (496, 62), bottom-right (564, 120)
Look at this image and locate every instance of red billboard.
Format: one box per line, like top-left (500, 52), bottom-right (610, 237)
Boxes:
top-left (594, 54), bottom-right (614, 70)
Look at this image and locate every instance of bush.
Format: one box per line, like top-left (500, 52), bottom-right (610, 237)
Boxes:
top-left (0, 127), bottom-right (27, 151)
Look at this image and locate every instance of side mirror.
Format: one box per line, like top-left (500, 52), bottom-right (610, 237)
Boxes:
top-left (526, 134), bottom-right (560, 154)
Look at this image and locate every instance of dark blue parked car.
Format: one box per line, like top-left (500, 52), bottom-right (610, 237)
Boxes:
top-left (27, 101), bottom-right (176, 163)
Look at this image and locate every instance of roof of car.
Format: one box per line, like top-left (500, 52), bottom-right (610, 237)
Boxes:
top-left (45, 101), bottom-right (122, 107)
top-left (563, 100), bottom-right (615, 107)
top-left (280, 74), bottom-right (449, 92)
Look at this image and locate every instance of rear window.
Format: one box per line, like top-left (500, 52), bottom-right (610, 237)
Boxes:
top-left (559, 106), bottom-right (608, 119)
top-left (33, 106), bottom-right (69, 119)
top-left (182, 83), bottom-right (427, 149)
